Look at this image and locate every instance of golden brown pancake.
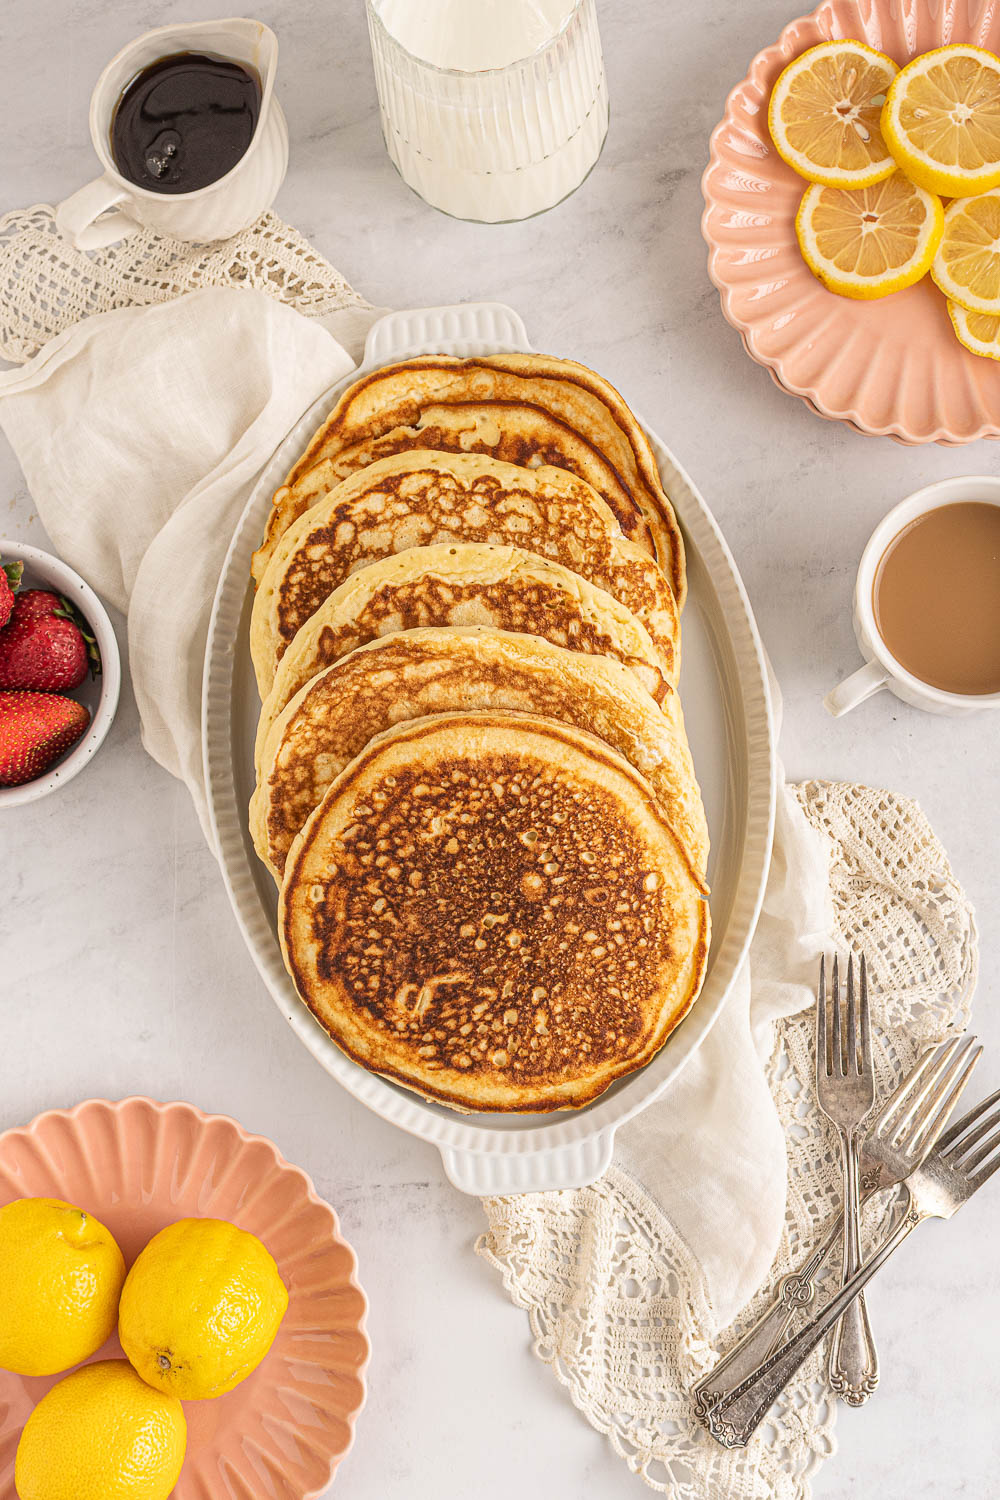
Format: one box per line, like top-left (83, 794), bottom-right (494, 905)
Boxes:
top-left (257, 401), bottom-right (655, 565)
top-left (278, 712), bottom-right (710, 1113)
top-left (252, 542), bottom-right (670, 762)
top-left (251, 626), bottom-right (709, 883)
top-left (251, 353), bottom-right (685, 603)
top-left (250, 451), bottom-right (680, 699)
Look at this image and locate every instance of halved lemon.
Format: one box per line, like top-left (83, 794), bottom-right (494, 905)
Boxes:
top-left (948, 300), bottom-right (1000, 358)
top-left (882, 45), bottom-right (1000, 198)
top-left (796, 174), bottom-right (944, 298)
top-left (931, 190), bottom-right (1000, 313)
top-left (769, 40), bottom-right (899, 187)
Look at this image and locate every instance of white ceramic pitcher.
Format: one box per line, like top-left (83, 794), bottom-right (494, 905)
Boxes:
top-left (56, 18), bottom-right (288, 248)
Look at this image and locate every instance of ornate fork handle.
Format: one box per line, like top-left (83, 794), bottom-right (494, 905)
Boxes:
top-left (702, 1201), bottom-right (922, 1448)
top-left (828, 1128), bottom-right (878, 1404)
top-left (693, 1164), bottom-right (894, 1418)
top-left (692, 1209), bottom-right (845, 1419)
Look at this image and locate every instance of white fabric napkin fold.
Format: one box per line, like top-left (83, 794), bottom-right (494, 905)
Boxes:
top-left (0, 287), bottom-right (363, 836)
top-left (0, 284), bottom-right (832, 1333)
top-left (616, 755), bottom-right (832, 1323)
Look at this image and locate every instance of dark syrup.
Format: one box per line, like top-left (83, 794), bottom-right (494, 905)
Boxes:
top-left (110, 52), bottom-right (261, 195)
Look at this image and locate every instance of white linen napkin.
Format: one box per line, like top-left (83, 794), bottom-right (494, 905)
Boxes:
top-left (0, 281), bottom-right (830, 1399)
top-left (614, 765), bottom-right (832, 1323)
top-left (0, 287), bottom-right (367, 836)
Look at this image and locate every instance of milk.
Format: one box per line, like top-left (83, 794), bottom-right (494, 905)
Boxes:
top-left (367, 0), bottom-right (609, 222)
top-left (374, 0), bottom-right (578, 71)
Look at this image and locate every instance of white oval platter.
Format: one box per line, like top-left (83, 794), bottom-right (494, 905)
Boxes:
top-left (203, 302), bottom-right (775, 1196)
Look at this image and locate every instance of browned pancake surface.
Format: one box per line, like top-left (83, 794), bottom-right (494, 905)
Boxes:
top-left (252, 354), bottom-right (685, 602)
top-left (251, 453), bottom-right (679, 698)
top-left (279, 713), bottom-right (709, 1113)
top-left (252, 542), bottom-right (669, 758)
top-left (264, 400), bottom-right (653, 554)
top-left (252, 626), bottom-right (708, 881)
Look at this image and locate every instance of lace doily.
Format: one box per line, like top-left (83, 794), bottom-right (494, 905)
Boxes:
top-left (478, 782), bottom-right (978, 1498)
top-left (0, 204), bottom-right (372, 364)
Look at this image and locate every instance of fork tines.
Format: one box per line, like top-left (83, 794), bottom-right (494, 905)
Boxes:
top-left (817, 952), bottom-right (870, 1078)
top-left (935, 1086), bottom-right (1000, 1184)
top-left (877, 1035), bottom-right (983, 1161)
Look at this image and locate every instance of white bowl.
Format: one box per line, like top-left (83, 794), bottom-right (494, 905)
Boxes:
top-left (0, 541), bottom-right (121, 806)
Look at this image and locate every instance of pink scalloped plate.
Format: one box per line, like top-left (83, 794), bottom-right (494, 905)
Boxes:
top-left (703, 0), bottom-right (1000, 444)
top-left (0, 1098), bottom-right (369, 1499)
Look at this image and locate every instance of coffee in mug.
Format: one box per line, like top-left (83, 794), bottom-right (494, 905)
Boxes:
top-left (872, 501), bottom-right (1000, 696)
top-left (825, 476), bottom-right (1000, 718)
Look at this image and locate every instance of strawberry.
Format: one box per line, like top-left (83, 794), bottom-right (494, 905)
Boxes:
top-left (0, 692), bottom-right (90, 785)
top-left (0, 590), bottom-right (101, 691)
top-left (11, 588), bottom-right (61, 623)
top-left (0, 556), bottom-right (23, 629)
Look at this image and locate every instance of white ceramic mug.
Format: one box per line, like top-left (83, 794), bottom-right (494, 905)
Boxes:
top-left (55, 18), bottom-right (288, 249)
top-left (825, 475), bottom-right (1000, 718)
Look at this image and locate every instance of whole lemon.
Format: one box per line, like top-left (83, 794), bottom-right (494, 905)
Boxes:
top-left (0, 1197), bottom-right (126, 1376)
top-left (119, 1217), bottom-right (288, 1400)
top-left (15, 1358), bottom-right (186, 1500)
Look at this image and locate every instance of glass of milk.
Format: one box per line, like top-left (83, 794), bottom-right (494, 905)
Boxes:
top-left (366, 0), bottom-right (609, 222)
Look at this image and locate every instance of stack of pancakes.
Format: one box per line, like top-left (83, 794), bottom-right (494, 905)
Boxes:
top-left (248, 353), bottom-right (710, 1113)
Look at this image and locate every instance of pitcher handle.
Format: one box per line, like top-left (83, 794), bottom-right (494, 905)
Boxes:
top-left (55, 176), bottom-right (140, 251)
top-left (824, 660), bottom-right (888, 718)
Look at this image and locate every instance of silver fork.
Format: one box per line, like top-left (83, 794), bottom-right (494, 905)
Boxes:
top-left (817, 953), bottom-right (877, 1405)
top-left (702, 1075), bottom-right (1000, 1448)
top-left (692, 1034), bottom-right (981, 1420)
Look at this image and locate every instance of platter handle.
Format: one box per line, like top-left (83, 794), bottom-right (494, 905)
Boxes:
top-left (439, 1130), bottom-right (615, 1196)
top-left (362, 302), bottom-right (533, 366)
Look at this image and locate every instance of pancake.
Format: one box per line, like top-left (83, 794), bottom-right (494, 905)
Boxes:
top-left (256, 400), bottom-right (656, 569)
top-left (251, 626), bottom-right (709, 883)
top-left (252, 541), bottom-right (670, 761)
top-left (251, 353), bottom-right (686, 603)
top-left (250, 450), bottom-right (680, 699)
top-left (278, 711), bottom-right (710, 1113)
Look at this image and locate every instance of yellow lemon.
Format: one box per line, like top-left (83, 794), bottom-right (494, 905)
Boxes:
top-left (0, 1197), bottom-right (125, 1377)
top-left (932, 190), bottom-right (1000, 314)
top-left (769, 39), bottom-right (899, 188)
top-left (15, 1359), bottom-right (186, 1500)
top-left (119, 1217), bottom-right (288, 1400)
top-left (948, 299), bottom-right (1000, 358)
top-left (795, 174), bottom-right (944, 298)
top-left (882, 45), bottom-right (1000, 198)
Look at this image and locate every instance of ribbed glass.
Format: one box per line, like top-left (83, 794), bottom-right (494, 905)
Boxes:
top-left (365, 0), bottom-right (609, 222)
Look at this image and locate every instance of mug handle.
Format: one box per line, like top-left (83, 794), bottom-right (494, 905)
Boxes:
top-left (55, 176), bottom-right (141, 250)
top-left (824, 660), bottom-right (889, 717)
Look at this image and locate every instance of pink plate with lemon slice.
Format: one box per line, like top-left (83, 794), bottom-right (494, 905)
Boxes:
top-left (702, 0), bottom-right (1000, 444)
top-left (0, 1097), bottom-right (369, 1499)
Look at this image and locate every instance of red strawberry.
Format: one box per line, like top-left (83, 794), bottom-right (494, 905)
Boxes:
top-left (0, 556), bottom-right (23, 629)
top-left (0, 692), bottom-right (90, 785)
top-left (0, 591), bottom-right (100, 691)
top-left (11, 588), bottom-right (61, 623)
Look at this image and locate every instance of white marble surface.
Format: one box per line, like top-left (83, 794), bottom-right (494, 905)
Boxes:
top-left (1, 1), bottom-right (998, 1496)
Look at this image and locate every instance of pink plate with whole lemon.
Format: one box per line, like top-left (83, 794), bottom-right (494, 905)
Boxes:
top-left (0, 1097), bottom-right (368, 1499)
top-left (702, 0), bottom-right (1000, 444)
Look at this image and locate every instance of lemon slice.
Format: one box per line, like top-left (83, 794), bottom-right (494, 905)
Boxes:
top-left (932, 190), bottom-right (1000, 313)
top-left (882, 45), bottom-right (1000, 198)
top-left (948, 300), bottom-right (1000, 358)
top-left (769, 40), bottom-right (899, 187)
top-left (796, 174), bottom-right (944, 298)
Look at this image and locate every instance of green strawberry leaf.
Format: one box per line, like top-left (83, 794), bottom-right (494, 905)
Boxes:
top-left (1, 559), bottom-right (23, 592)
top-left (54, 594), bottom-right (102, 678)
